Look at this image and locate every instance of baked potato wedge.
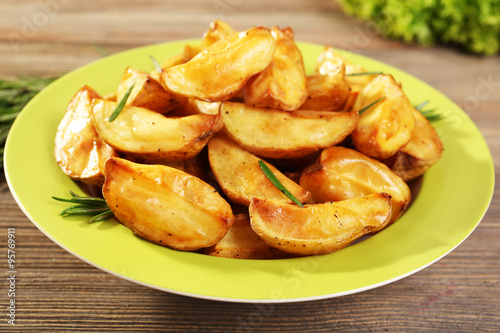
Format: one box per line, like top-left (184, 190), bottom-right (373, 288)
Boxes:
top-left (244, 26), bottom-right (307, 111)
top-left (201, 19), bottom-right (237, 49)
top-left (221, 101), bottom-right (358, 159)
top-left (351, 74), bottom-right (415, 159)
top-left (387, 108), bottom-right (444, 181)
top-left (299, 62), bottom-right (351, 111)
top-left (92, 99), bottom-right (222, 162)
top-left (300, 146), bottom-right (411, 223)
top-left (316, 46), bottom-right (377, 93)
top-left (54, 86), bottom-right (118, 186)
top-left (208, 134), bottom-right (310, 206)
top-left (161, 26), bottom-right (276, 102)
top-left (249, 193), bottom-right (392, 256)
top-left (103, 157), bottom-right (234, 251)
top-left (117, 67), bottom-right (184, 113)
top-left (202, 214), bottom-right (293, 259)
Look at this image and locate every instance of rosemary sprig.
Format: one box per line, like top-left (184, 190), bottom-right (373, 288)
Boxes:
top-left (150, 55), bottom-right (162, 72)
top-left (108, 79), bottom-right (135, 122)
top-left (414, 100), bottom-right (443, 121)
top-left (52, 190), bottom-right (114, 223)
top-left (0, 76), bottom-right (57, 167)
top-left (94, 44), bottom-right (110, 57)
top-left (358, 96), bottom-right (386, 115)
top-left (258, 160), bottom-right (304, 208)
top-left (346, 71), bottom-right (383, 77)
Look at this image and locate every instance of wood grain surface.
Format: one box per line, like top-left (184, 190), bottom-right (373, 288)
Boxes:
top-left (1, 0), bottom-right (499, 331)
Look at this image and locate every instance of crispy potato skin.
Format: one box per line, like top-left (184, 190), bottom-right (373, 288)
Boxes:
top-left (208, 134), bottom-right (310, 206)
top-left (388, 108), bottom-right (444, 181)
top-left (201, 20), bottom-right (237, 49)
top-left (249, 193), bottom-right (392, 255)
top-left (300, 63), bottom-right (351, 111)
top-left (351, 74), bottom-right (415, 159)
top-left (54, 86), bottom-right (118, 185)
top-left (202, 214), bottom-right (293, 259)
top-left (244, 26), bottom-right (308, 111)
top-left (315, 46), bottom-right (377, 93)
top-left (117, 67), bottom-right (184, 114)
top-left (300, 146), bottom-right (411, 223)
top-left (92, 99), bottom-right (222, 162)
top-left (161, 27), bottom-right (276, 102)
top-left (221, 102), bottom-right (359, 159)
top-left (103, 157), bottom-right (234, 251)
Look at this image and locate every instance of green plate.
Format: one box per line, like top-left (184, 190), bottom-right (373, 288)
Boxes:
top-left (4, 40), bottom-right (494, 303)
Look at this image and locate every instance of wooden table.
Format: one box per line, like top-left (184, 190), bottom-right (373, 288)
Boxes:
top-left (1, 0), bottom-right (499, 331)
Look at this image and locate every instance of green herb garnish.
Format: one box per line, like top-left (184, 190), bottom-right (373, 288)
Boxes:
top-left (0, 76), bottom-right (57, 167)
top-left (150, 55), bottom-right (162, 72)
top-left (414, 100), bottom-right (443, 121)
top-left (358, 96), bottom-right (386, 115)
top-left (108, 80), bottom-right (135, 122)
top-left (52, 190), bottom-right (113, 223)
top-left (346, 72), bottom-right (382, 77)
top-left (258, 160), bottom-right (304, 208)
top-left (94, 44), bottom-right (110, 57)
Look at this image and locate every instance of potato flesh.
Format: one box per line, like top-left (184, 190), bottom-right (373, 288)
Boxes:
top-left (300, 146), bottom-right (410, 223)
top-left (249, 193), bottom-right (392, 255)
top-left (208, 134), bottom-right (310, 206)
top-left (92, 99), bottom-right (222, 162)
top-left (117, 67), bottom-right (184, 113)
top-left (221, 102), bottom-right (358, 159)
top-left (54, 86), bottom-right (117, 185)
top-left (389, 108), bottom-right (444, 181)
top-left (161, 27), bottom-right (276, 102)
top-left (202, 214), bottom-right (293, 259)
top-left (244, 26), bottom-right (307, 111)
top-left (103, 157), bottom-right (234, 251)
top-left (352, 74), bottom-right (415, 159)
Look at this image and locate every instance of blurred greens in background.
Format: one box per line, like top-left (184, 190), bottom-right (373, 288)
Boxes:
top-left (337, 0), bottom-right (500, 55)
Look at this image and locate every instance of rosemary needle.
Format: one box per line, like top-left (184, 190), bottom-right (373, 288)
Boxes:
top-left (414, 100), bottom-right (443, 121)
top-left (150, 55), bottom-right (162, 72)
top-left (358, 96), bottom-right (386, 115)
top-left (52, 190), bottom-right (113, 223)
top-left (258, 160), bottom-right (304, 208)
top-left (108, 79), bottom-right (135, 122)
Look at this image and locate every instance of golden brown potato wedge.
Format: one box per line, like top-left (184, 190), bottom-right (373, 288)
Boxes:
top-left (244, 26), bottom-right (307, 111)
top-left (202, 214), bottom-right (294, 259)
top-left (117, 67), bottom-right (184, 114)
top-left (315, 46), bottom-right (377, 93)
top-left (351, 74), bottom-right (415, 159)
top-left (299, 62), bottom-right (350, 111)
top-left (208, 134), bottom-right (310, 206)
top-left (54, 86), bottom-right (118, 186)
top-left (201, 20), bottom-right (237, 49)
top-left (103, 157), bottom-right (234, 251)
top-left (387, 108), bottom-right (444, 181)
top-left (92, 99), bottom-right (222, 162)
top-left (221, 101), bottom-right (359, 159)
top-left (300, 146), bottom-right (411, 223)
top-left (161, 27), bottom-right (276, 102)
top-left (249, 193), bottom-right (392, 256)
